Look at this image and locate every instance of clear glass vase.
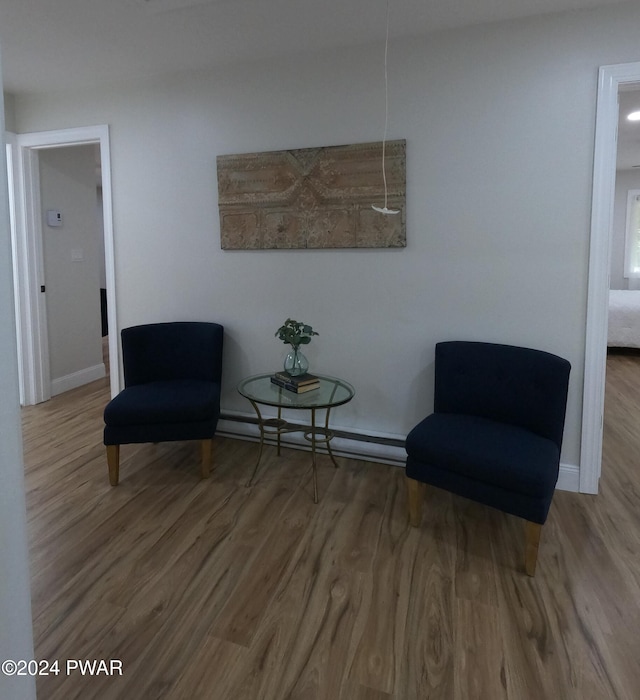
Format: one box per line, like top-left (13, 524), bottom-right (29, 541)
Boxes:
top-left (284, 346), bottom-right (309, 376)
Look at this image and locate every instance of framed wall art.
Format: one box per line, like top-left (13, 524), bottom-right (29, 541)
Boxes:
top-left (216, 139), bottom-right (406, 250)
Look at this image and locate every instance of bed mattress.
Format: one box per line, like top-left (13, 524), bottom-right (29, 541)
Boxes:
top-left (608, 289), bottom-right (640, 348)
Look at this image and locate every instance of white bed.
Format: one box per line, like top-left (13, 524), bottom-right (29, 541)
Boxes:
top-left (608, 289), bottom-right (640, 348)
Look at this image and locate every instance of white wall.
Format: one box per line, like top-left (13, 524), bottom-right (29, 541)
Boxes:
top-left (39, 145), bottom-right (105, 394)
top-left (0, 56), bottom-right (37, 700)
top-left (3, 91), bottom-right (16, 132)
top-left (610, 169), bottom-right (640, 289)
top-left (12, 3), bottom-right (640, 476)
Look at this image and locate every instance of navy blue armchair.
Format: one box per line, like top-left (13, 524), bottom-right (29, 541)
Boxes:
top-left (103, 322), bottom-right (224, 485)
top-left (405, 341), bottom-right (570, 576)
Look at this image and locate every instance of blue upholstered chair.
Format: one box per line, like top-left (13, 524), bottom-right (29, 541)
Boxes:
top-left (405, 341), bottom-right (570, 576)
top-left (103, 322), bottom-right (224, 485)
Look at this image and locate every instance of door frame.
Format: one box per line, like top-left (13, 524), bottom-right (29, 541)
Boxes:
top-left (5, 132), bottom-right (25, 404)
top-left (581, 61), bottom-right (640, 493)
top-left (12, 125), bottom-right (119, 403)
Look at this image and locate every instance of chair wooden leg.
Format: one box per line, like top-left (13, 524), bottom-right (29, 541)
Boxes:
top-left (525, 521), bottom-right (543, 576)
top-left (201, 438), bottom-right (213, 479)
top-left (106, 445), bottom-right (120, 486)
top-left (406, 477), bottom-right (426, 527)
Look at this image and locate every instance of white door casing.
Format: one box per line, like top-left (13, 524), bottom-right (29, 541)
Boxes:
top-left (581, 62), bottom-right (640, 493)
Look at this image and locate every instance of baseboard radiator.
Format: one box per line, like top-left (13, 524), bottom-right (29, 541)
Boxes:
top-left (216, 412), bottom-right (580, 491)
top-left (217, 412), bottom-right (407, 467)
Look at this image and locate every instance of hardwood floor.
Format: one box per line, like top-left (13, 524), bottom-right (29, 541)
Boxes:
top-left (21, 356), bottom-right (640, 700)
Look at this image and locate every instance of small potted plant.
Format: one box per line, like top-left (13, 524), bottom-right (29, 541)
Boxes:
top-left (275, 318), bottom-right (319, 376)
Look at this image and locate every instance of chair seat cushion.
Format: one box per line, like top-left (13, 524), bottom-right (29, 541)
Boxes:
top-left (405, 413), bottom-right (560, 499)
top-left (104, 380), bottom-right (220, 427)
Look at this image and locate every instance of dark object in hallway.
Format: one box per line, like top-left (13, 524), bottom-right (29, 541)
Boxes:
top-left (100, 287), bottom-right (108, 337)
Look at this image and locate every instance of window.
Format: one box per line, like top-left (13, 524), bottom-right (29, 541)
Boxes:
top-left (624, 189), bottom-right (640, 278)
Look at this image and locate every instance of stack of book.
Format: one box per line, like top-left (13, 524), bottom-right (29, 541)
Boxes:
top-left (270, 371), bottom-right (320, 393)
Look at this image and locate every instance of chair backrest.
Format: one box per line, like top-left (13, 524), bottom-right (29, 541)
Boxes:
top-left (434, 341), bottom-right (571, 449)
top-left (122, 322), bottom-right (224, 386)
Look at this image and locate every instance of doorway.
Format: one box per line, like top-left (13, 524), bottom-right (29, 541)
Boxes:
top-left (40, 144), bottom-right (105, 396)
top-left (10, 125), bottom-right (119, 404)
top-left (582, 61), bottom-right (640, 493)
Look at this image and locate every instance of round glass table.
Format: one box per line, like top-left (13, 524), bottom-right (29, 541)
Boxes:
top-left (237, 373), bottom-right (355, 502)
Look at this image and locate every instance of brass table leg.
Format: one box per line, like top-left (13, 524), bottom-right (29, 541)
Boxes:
top-left (311, 407), bottom-right (318, 503)
top-left (245, 400), bottom-right (338, 504)
top-left (277, 405), bottom-right (282, 456)
top-left (246, 399), bottom-right (265, 487)
top-left (324, 406), bottom-right (339, 469)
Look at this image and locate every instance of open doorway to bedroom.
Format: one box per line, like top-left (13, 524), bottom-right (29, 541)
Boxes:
top-left (583, 63), bottom-right (640, 494)
top-left (602, 84), bottom-right (640, 500)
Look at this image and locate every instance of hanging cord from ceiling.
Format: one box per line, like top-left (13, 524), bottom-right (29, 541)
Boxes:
top-left (372, 0), bottom-right (400, 215)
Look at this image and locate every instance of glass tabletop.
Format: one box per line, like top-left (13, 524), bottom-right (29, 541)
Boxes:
top-left (237, 373), bottom-right (355, 409)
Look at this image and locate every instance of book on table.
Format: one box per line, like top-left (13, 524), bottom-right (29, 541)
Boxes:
top-left (271, 371), bottom-right (320, 393)
top-left (273, 371), bottom-right (319, 386)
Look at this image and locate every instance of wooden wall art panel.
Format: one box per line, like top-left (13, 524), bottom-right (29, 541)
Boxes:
top-left (216, 140), bottom-right (406, 250)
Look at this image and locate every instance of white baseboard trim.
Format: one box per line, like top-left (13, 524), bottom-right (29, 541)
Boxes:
top-left (51, 362), bottom-right (106, 396)
top-left (217, 413), bottom-right (582, 491)
top-left (556, 462), bottom-right (580, 492)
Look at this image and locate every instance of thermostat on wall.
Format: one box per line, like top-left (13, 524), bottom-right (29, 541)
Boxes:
top-left (46, 209), bottom-right (63, 227)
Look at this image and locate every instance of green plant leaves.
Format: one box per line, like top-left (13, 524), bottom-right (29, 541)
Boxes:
top-left (275, 318), bottom-right (319, 346)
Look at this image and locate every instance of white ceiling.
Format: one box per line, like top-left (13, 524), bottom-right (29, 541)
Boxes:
top-left (2, 0), bottom-right (638, 169)
top-left (0, 0), bottom-right (630, 96)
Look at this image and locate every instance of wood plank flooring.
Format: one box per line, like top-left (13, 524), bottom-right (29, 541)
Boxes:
top-left (21, 353), bottom-right (640, 699)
